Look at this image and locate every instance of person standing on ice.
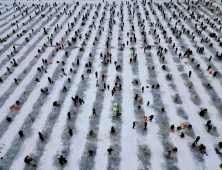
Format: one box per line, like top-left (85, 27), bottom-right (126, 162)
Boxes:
top-left (48, 77), bottom-right (53, 83)
top-left (206, 65), bottom-right (211, 71)
top-left (14, 78), bottom-right (18, 84)
top-left (6, 67), bottom-right (12, 74)
top-left (189, 82), bottom-right (193, 89)
top-left (95, 71), bottom-right (98, 78)
top-left (71, 97), bottom-right (77, 106)
top-left (112, 90), bottom-right (114, 96)
top-left (135, 94), bottom-right (138, 101)
top-left (142, 86), bottom-right (144, 93)
top-left (207, 125), bottom-right (212, 132)
top-left (67, 112), bottom-right (71, 120)
top-left (194, 136), bottom-right (200, 144)
top-left (39, 132), bottom-right (44, 141)
top-left (93, 109), bottom-right (96, 115)
top-left (212, 71), bottom-right (218, 78)
top-left (13, 58), bottom-right (18, 66)
top-left (0, 77), bottom-right (2, 83)
top-left (58, 156), bottom-right (64, 166)
top-left (206, 120), bottom-right (211, 127)
top-left (189, 71), bottom-right (192, 78)
top-left (133, 122), bottom-right (135, 129)
top-left (68, 126), bottom-right (73, 136)
top-left (77, 58), bottom-right (79, 66)
top-left (144, 122), bottom-right (147, 130)
top-left (19, 130), bottom-right (24, 138)
top-left (171, 124), bottom-right (175, 133)
top-left (79, 98), bottom-right (82, 105)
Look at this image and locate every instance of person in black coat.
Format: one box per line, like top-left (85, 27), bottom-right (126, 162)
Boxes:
top-left (144, 122), bottom-right (147, 130)
top-left (67, 112), bottom-right (71, 120)
top-left (14, 78), bottom-right (18, 84)
top-left (39, 132), bottom-right (44, 141)
top-left (206, 65), bottom-right (211, 71)
top-left (59, 157), bottom-right (64, 166)
top-left (195, 136), bottom-right (200, 144)
top-left (206, 120), bottom-right (211, 127)
top-left (19, 130), bottom-right (24, 138)
top-left (213, 71), bottom-right (218, 78)
top-left (107, 148), bottom-right (113, 155)
top-left (68, 126), bottom-right (73, 136)
top-left (48, 77), bottom-right (52, 83)
top-left (171, 124), bottom-right (175, 132)
top-left (111, 126), bottom-right (116, 134)
top-left (133, 122), bottom-right (135, 129)
top-left (189, 71), bottom-right (192, 78)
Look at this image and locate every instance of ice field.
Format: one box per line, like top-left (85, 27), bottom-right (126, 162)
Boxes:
top-left (0, 0), bottom-right (222, 169)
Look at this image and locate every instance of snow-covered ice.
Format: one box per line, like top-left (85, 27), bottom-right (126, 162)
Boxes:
top-left (0, 0), bottom-right (222, 170)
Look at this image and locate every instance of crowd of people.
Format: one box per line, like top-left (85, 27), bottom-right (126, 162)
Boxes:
top-left (0, 0), bottom-right (222, 168)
